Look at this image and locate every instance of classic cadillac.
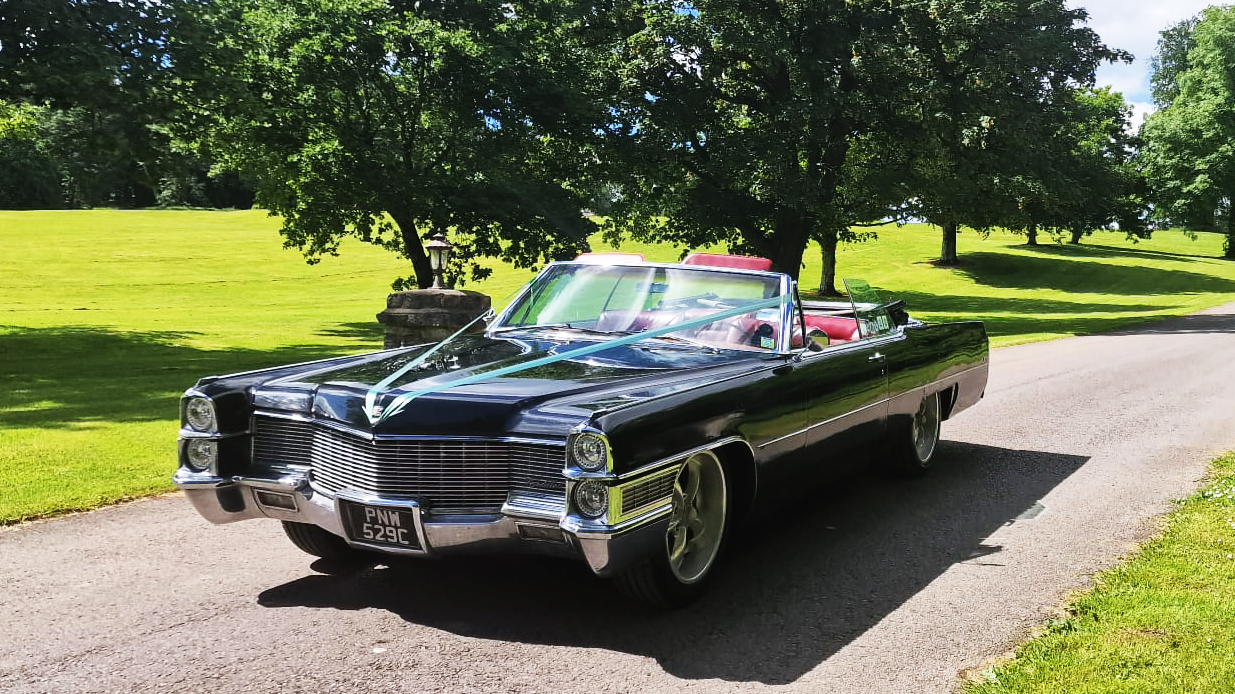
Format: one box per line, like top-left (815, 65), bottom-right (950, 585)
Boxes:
top-left (174, 253), bottom-right (988, 605)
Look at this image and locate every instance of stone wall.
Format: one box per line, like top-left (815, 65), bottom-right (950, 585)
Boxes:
top-left (376, 289), bottom-right (492, 349)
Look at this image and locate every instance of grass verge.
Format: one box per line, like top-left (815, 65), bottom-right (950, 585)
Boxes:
top-left (963, 453), bottom-right (1235, 694)
top-left (2, 210), bottom-right (1235, 522)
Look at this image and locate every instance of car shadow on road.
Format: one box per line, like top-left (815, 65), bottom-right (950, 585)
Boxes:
top-left (257, 441), bottom-right (1088, 685)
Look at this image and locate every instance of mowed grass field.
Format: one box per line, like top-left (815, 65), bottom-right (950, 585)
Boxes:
top-left (3, 209), bottom-right (1235, 523)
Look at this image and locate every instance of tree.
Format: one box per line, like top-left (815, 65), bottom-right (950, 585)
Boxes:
top-left (0, 0), bottom-right (173, 109)
top-left (173, 0), bottom-right (616, 288)
top-left (601, 0), bottom-right (1126, 290)
top-left (892, 0), bottom-right (1127, 264)
top-left (1005, 87), bottom-right (1147, 246)
top-left (0, 101), bottom-right (60, 207)
top-left (1150, 14), bottom-right (1201, 109)
top-left (601, 0), bottom-right (922, 294)
top-left (1141, 5), bottom-right (1235, 258)
top-left (0, 0), bottom-right (238, 208)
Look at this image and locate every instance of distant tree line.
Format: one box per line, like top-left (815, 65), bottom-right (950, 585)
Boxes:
top-left (0, 0), bottom-right (252, 209)
top-left (2, 1), bottom-right (1229, 290)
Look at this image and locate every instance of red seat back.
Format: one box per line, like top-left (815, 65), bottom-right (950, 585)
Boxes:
top-left (681, 253), bottom-right (773, 271)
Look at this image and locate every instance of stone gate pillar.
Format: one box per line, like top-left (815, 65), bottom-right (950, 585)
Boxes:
top-left (376, 289), bottom-right (492, 349)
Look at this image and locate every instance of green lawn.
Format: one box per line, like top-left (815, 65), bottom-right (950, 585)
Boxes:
top-left (2, 209), bottom-right (1235, 523)
top-left (963, 454), bottom-right (1235, 694)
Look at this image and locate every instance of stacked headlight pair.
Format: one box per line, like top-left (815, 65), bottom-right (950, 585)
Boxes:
top-left (181, 394), bottom-right (219, 473)
top-left (568, 428), bottom-right (611, 520)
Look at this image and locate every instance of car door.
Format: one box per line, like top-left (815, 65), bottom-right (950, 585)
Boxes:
top-left (798, 280), bottom-right (896, 456)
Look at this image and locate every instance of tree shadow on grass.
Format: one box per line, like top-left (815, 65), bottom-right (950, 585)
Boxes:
top-left (0, 325), bottom-right (367, 429)
top-left (317, 321), bottom-right (386, 343)
top-left (258, 442), bottom-right (1089, 685)
top-left (950, 252), bottom-right (1235, 295)
top-left (1021, 240), bottom-right (1216, 263)
top-left (883, 291), bottom-right (1186, 341)
top-left (888, 290), bottom-right (1167, 317)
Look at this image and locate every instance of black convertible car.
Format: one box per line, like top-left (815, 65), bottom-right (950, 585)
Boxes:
top-left (175, 252), bottom-right (988, 605)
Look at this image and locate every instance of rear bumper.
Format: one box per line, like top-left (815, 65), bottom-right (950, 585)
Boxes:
top-left (173, 468), bottom-right (668, 577)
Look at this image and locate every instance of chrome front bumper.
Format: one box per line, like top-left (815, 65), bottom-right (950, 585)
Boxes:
top-left (172, 468), bottom-right (670, 577)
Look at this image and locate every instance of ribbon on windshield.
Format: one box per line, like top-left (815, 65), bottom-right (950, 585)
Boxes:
top-left (365, 294), bottom-right (789, 425)
top-left (363, 308), bottom-right (495, 424)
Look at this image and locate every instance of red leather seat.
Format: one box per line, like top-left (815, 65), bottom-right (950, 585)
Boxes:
top-left (681, 253), bottom-right (774, 271)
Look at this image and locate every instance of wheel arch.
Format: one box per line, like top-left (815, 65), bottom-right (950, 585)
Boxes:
top-left (712, 439), bottom-right (757, 531)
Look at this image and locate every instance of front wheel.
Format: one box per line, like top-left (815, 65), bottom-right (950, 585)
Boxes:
top-left (281, 521), bottom-right (363, 561)
top-left (614, 450), bottom-right (730, 607)
top-left (893, 391), bottom-right (942, 475)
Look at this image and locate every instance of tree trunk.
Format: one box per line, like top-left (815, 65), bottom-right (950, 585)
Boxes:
top-left (391, 213), bottom-right (434, 288)
top-left (1227, 206), bottom-right (1235, 259)
top-left (1026, 223), bottom-right (1038, 246)
top-left (939, 221), bottom-right (959, 265)
top-left (1069, 229), bottom-right (1083, 244)
top-left (816, 232), bottom-right (841, 297)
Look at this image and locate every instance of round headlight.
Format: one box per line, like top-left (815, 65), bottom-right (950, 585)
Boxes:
top-left (185, 439), bottom-right (218, 472)
top-left (570, 432), bottom-right (609, 472)
top-left (185, 397), bottom-right (216, 432)
top-left (573, 481), bottom-right (609, 519)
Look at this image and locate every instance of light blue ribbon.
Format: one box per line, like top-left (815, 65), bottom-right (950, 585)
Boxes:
top-left (363, 308), bottom-right (494, 423)
top-left (367, 294), bottom-right (788, 424)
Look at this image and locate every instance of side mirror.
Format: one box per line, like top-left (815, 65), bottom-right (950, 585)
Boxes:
top-left (807, 330), bottom-right (830, 352)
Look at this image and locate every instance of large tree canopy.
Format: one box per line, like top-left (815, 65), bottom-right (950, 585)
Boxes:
top-left (601, 0), bottom-right (1127, 289)
top-left (602, 0), bottom-right (916, 293)
top-left (1141, 5), bottom-right (1235, 258)
top-left (174, 0), bottom-right (618, 288)
top-left (891, 0), bottom-right (1127, 264)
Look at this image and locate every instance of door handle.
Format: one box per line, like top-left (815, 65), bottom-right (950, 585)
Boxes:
top-left (868, 352), bottom-right (884, 361)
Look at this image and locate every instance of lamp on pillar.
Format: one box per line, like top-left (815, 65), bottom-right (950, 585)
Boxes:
top-left (426, 233), bottom-right (453, 289)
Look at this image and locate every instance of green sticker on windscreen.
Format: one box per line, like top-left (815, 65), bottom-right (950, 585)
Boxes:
top-left (760, 336), bottom-right (775, 349)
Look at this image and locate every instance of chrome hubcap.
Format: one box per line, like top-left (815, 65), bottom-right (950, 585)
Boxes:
top-left (666, 451), bottom-right (727, 584)
top-left (911, 393), bottom-right (940, 462)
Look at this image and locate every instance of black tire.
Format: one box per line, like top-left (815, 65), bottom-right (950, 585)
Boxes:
top-left (893, 391), bottom-right (942, 476)
top-left (614, 450), bottom-right (730, 607)
top-left (281, 521), bottom-right (361, 560)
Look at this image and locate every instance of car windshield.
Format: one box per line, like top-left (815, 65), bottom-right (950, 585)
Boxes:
top-left (494, 263), bottom-right (787, 351)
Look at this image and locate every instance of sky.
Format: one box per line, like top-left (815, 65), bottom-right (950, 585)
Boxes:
top-left (1077, 0), bottom-right (1217, 125)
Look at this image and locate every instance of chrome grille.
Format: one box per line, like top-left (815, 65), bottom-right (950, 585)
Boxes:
top-left (620, 467), bottom-right (679, 517)
top-left (251, 415), bottom-right (565, 511)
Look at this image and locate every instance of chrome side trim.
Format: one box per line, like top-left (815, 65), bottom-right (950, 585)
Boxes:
top-left (615, 435), bottom-right (750, 481)
top-left (758, 397), bottom-right (892, 448)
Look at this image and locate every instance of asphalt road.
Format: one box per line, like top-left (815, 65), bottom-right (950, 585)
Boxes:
top-left (4, 302), bottom-right (1235, 694)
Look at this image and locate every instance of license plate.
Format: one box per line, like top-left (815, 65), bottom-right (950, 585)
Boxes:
top-left (340, 501), bottom-right (421, 550)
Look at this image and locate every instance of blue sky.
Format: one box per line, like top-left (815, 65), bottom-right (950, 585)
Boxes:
top-left (1078, 0), bottom-right (1216, 124)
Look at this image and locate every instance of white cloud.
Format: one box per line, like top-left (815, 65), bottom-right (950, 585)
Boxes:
top-left (1071, 0), bottom-right (1218, 104)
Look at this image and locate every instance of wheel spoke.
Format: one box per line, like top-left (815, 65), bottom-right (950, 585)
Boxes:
top-left (668, 526), bottom-right (689, 562)
top-left (686, 513), bottom-right (705, 536)
top-left (682, 460), bottom-right (701, 501)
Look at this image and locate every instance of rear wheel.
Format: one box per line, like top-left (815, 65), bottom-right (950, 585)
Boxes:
top-left (893, 391), bottom-right (942, 475)
top-left (281, 521), bottom-right (362, 560)
top-left (614, 450), bottom-right (730, 607)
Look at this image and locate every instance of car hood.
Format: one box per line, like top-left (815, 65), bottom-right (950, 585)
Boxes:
top-left (252, 332), bottom-right (766, 435)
